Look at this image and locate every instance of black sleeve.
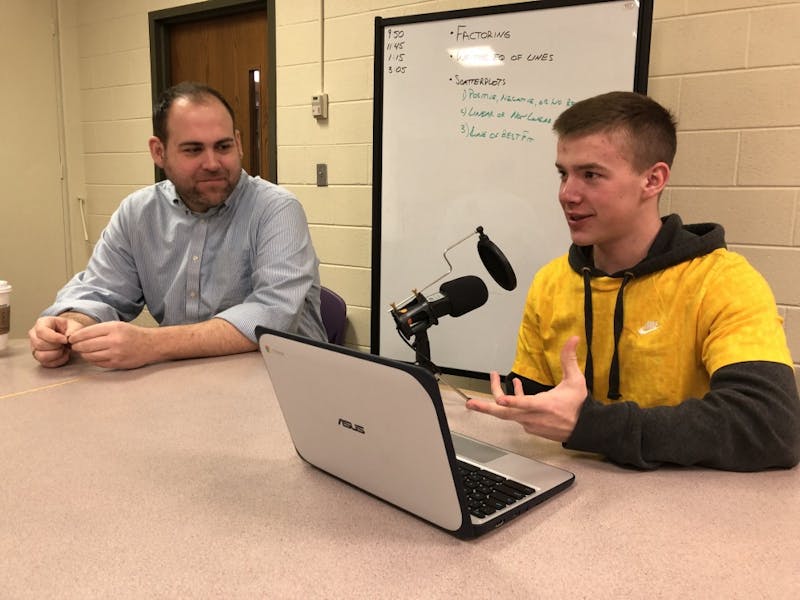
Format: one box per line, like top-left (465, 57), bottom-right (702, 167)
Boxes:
top-left (563, 361), bottom-right (800, 471)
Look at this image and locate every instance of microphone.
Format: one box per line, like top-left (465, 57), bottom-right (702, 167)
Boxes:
top-left (386, 226), bottom-right (514, 374)
top-left (391, 275), bottom-right (488, 340)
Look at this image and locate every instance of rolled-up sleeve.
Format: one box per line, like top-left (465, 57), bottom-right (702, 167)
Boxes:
top-left (42, 200), bottom-right (145, 322)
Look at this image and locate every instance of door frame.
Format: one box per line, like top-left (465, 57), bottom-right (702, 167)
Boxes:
top-left (148, 0), bottom-right (277, 181)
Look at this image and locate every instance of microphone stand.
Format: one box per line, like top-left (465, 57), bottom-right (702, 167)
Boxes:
top-left (386, 224), bottom-right (517, 402)
top-left (412, 329), bottom-right (438, 375)
top-left (412, 329), bottom-right (471, 401)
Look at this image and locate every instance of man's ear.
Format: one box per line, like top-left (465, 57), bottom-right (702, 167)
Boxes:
top-left (148, 136), bottom-right (165, 168)
top-left (234, 129), bottom-right (244, 159)
top-left (642, 162), bottom-right (670, 199)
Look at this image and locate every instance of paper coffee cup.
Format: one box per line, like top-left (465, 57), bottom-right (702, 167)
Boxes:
top-left (0, 280), bottom-right (11, 351)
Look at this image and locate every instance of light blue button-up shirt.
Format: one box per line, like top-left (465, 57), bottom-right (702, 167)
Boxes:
top-left (45, 170), bottom-right (326, 342)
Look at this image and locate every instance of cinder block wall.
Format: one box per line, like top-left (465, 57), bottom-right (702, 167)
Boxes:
top-left (63, 0), bottom-right (799, 376)
top-left (648, 1), bottom-right (800, 382)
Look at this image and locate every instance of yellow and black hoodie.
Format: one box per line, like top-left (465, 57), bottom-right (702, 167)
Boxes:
top-left (509, 214), bottom-right (800, 471)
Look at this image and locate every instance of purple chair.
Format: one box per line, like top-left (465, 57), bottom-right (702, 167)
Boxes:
top-left (320, 286), bottom-right (347, 345)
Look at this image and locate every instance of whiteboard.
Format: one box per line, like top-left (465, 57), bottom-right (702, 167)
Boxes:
top-left (371, 0), bottom-right (652, 377)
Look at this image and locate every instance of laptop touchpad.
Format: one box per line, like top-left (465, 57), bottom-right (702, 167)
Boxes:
top-left (452, 432), bottom-right (506, 464)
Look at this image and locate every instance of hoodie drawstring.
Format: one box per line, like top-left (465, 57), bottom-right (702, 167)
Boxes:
top-left (581, 267), bottom-right (594, 393)
top-left (607, 272), bottom-right (634, 400)
top-left (581, 269), bottom-right (634, 400)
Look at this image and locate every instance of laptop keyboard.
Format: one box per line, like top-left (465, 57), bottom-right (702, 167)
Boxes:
top-left (457, 460), bottom-right (536, 519)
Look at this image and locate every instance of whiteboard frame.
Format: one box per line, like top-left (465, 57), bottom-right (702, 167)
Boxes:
top-left (371, 0), bottom-right (654, 379)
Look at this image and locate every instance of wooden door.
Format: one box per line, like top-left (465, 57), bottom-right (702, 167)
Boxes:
top-left (168, 9), bottom-right (271, 179)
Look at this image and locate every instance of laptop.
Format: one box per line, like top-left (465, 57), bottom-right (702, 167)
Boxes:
top-left (256, 326), bottom-right (574, 540)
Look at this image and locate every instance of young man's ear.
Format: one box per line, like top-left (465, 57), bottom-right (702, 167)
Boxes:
top-left (642, 162), bottom-right (670, 199)
top-left (149, 136), bottom-right (166, 168)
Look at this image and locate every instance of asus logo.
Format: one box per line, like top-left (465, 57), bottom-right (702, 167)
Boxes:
top-left (337, 418), bottom-right (366, 434)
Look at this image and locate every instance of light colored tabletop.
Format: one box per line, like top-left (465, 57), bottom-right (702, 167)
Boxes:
top-left (1, 338), bottom-right (798, 599)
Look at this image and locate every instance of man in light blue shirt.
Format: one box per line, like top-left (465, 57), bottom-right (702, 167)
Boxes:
top-left (29, 82), bottom-right (326, 369)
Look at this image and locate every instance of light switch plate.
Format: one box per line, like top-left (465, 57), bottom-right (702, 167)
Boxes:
top-left (316, 163), bottom-right (328, 187)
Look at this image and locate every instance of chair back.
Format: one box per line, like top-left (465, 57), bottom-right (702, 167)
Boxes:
top-left (319, 286), bottom-right (347, 345)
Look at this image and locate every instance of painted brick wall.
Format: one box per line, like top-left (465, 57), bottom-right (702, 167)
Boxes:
top-left (70, 0), bottom-right (155, 244)
top-left (648, 0), bottom-right (800, 382)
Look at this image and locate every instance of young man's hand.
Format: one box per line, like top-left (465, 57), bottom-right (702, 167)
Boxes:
top-left (466, 336), bottom-right (587, 442)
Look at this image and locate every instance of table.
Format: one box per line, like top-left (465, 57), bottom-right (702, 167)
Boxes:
top-left (2, 339), bottom-right (798, 598)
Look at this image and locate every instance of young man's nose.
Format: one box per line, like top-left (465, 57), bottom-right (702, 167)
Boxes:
top-left (559, 177), bottom-right (581, 204)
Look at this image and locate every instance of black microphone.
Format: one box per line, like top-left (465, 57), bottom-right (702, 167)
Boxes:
top-left (391, 275), bottom-right (488, 340)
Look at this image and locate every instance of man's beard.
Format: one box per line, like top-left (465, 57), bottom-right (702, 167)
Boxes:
top-left (167, 167), bottom-right (238, 213)
top-left (178, 179), bottom-right (236, 211)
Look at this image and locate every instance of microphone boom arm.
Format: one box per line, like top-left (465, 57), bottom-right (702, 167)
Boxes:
top-left (391, 227), bottom-right (484, 310)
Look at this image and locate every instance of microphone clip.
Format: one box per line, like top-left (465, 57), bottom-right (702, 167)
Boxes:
top-left (389, 290), bottom-right (438, 341)
top-left (390, 294), bottom-right (439, 376)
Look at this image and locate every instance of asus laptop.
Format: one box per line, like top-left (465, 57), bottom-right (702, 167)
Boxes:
top-left (256, 326), bottom-right (574, 540)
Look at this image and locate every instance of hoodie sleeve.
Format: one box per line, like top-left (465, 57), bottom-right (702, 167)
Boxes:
top-left (563, 360), bottom-right (800, 471)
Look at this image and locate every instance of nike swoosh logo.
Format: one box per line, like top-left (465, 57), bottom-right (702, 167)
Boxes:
top-left (638, 321), bottom-right (660, 335)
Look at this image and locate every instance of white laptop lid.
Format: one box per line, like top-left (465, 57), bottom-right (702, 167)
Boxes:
top-left (258, 328), bottom-right (466, 532)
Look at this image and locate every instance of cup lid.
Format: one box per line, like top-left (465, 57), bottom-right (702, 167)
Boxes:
top-left (0, 280), bottom-right (11, 292)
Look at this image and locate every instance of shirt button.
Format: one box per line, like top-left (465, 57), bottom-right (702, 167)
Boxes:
top-left (190, 291), bottom-right (197, 298)
top-left (192, 256), bottom-right (199, 262)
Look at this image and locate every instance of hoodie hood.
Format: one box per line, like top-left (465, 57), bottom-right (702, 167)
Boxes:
top-left (568, 213), bottom-right (726, 277)
top-left (567, 214), bottom-right (727, 399)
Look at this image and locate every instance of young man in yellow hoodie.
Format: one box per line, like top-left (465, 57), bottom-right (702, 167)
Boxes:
top-left (467, 91), bottom-right (799, 471)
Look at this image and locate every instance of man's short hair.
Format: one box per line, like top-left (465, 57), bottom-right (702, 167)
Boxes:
top-left (552, 91), bottom-right (678, 171)
top-left (152, 81), bottom-right (236, 143)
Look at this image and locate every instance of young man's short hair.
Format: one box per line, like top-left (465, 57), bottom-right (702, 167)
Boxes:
top-left (553, 91), bottom-right (678, 171)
